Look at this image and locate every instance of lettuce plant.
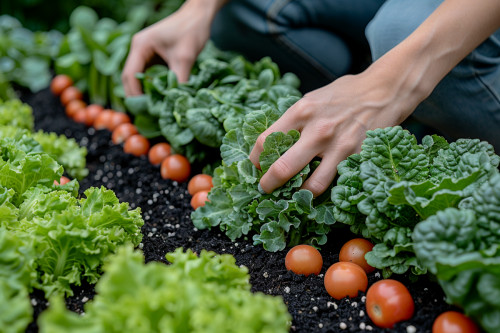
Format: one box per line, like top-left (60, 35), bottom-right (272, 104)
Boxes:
top-left (413, 174), bottom-right (500, 333)
top-left (331, 126), bottom-right (500, 279)
top-left (125, 42), bottom-right (302, 164)
top-left (38, 246), bottom-right (291, 333)
top-left (191, 97), bottom-right (336, 251)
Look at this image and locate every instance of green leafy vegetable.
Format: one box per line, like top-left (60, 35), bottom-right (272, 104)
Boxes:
top-left (38, 246), bottom-right (291, 333)
top-left (413, 174), bottom-right (500, 333)
top-left (192, 97), bottom-right (336, 251)
top-left (331, 126), bottom-right (499, 279)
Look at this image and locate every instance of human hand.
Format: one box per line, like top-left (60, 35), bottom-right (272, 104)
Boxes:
top-left (121, 1), bottom-right (217, 96)
top-left (249, 68), bottom-right (424, 197)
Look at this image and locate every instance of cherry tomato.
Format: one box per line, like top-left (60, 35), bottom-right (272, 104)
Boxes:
top-left (432, 311), bottom-right (480, 333)
top-left (50, 74), bottom-right (73, 96)
top-left (324, 262), bottom-right (368, 300)
top-left (187, 174), bottom-right (213, 195)
top-left (339, 238), bottom-right (375, 273)
top-left (366, 279), bottom-right (414, 328)
top-left (54, 176), bottom-right (70, 185)
top-left (191, 190), bottom-right (209, 209)
top-left (93, 109), bottom-right (114, 130)
top-left (73, 109), bottom-right (88, 124)
top-left (84, 104), bottom-right (104, 126)
top-left (60, 86), bottom-right (83, 106)
top-left (123, 134), bottom-right (150, 157)
top-left (65, 99), bottom-right (87, 119)
top-left (112, 123), bottom-right (138, 145)
top-left (107, 111), bottom-right (131, 131)
top-left (160, 154), bottom-right (191, 183)
top-left (148, 142), bottom-right (172, 165)
top-left (285, 244), bottom-right (323, 276)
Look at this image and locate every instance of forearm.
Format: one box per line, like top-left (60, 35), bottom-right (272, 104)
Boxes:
top-left (180, 0), bottom-right (231, 20)
top-left (366, 0), bottom-right (500, 120)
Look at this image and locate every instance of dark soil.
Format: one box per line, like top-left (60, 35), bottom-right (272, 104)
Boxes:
top-left (21, 87), bottom-right (458, 333)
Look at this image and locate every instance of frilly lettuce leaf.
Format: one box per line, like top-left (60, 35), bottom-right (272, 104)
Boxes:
top-left (38, 246), bottom-right (291, 333)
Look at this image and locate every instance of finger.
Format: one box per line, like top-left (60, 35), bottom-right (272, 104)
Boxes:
top-left (300, 154), bottom-right (343, 197)
top-left (248, 104), bottom-right (304, 169)
top-left (122, 47), bottom-right (149, 96)
top-left (259, 137), bottom-right (318, 193)
top-left (165, 56), bottom-right (194, 83)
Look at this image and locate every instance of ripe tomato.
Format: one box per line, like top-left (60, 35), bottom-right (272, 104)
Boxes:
top-left (339, 238), bottom-right (375, 273)
top-left (107, 111), bottom-right (131, 131)
top-left (161, 154), bottom-right (191, 183)
top-left (366, 279), bottom-right (414, 328)
top-left (432, 311), bottom-right (480, 333)
top-left (190, 190), bottom-right (209, 209)
top-left (50, 74), bottom-right (73, 96)
top-left (73, 109), bottom-right (88, 124)
top-left (65, 99), bottom-right (87, 119)
top-left (84, 104), bottom-right (104, 126)
top-left (148, 142), bottom-right (172, 165)
top-left (123, 134), bottom-right (150, 157)
top-left (93, 109), bottom-right (114, 130)
top-left (60, 86), bottom-right (83, 106)
top-left (54, 176), bottom-right (70, 185)
top-left (112, 123), bottom-right (138, 145)
top-left (187, 174), bottom-right (213, 195)
top-left (324, 262), bottom-right (368, 300)
top-left (285, 244), bottom-right (323, 276)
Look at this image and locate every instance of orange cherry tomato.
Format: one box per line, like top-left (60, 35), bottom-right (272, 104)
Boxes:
top-left (148, 142), bottom-right (172, 165)
top-left (324, 262), bottom-right (368, 300)
top-left (432, 311), bottom-right (480, 333)
top-left (65, 99), bottom-right (87, 119)
top-left (123, 134), bottom-right (150, 157)
top-left (107, 111), bottom-right (131, 131)
top-left (187, 174), bottom-right (213, 195)
top-left (112, 123), bottom-right (138, 145)
top-left (285, 244), bottom-right (323, 276)
top-left (60, 86), bottom-right (83, 106)
top-left (339, 238), bottom-right (375, 273)
top-left (84, 104), bottom-right (104, 126)
top-left (73, 109), bottom-right (88, 124)
top-left (366, 279), bottom-right (414, 328)
top-left (190, 190), bottom-right (209, 209)
top-left (54, 176), bottom-right (70, 185)
top-left (93, 109), bottom-right (114, 130)
top-left (160, 154), bottom-right (191, 183)
top-left (50, 74), bottom-right (73, 96)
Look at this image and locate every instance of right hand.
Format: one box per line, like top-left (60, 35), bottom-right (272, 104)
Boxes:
top-left (121, 1), bottom-right (215, 96)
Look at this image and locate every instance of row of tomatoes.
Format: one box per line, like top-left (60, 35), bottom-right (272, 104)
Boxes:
top-left (50, 74), bottom-right (212, 209)
top-left (284, 240), bottom-right (479, 332)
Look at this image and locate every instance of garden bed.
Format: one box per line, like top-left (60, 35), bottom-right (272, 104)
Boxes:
top-left (22, 87), bottom-right (457, 333)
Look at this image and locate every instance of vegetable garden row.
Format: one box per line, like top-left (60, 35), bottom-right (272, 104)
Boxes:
top-left (2, 3), bottom-right (500, 333)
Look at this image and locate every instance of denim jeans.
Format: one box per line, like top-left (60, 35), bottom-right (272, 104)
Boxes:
top-left (211, 0), bottom-right (500, 152)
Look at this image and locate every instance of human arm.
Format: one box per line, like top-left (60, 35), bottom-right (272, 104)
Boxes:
top-left (249, 0), bottom-right (500, 197)
top-left (121, 0), bottom-right (230, 96)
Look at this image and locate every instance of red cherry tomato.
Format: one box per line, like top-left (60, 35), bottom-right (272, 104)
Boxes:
top-left (123, 134), bottom-right (150, 157)
top-left (107, 111), bottom-right (131, 131)
top-left (324, 262), bottom-right (368, 300)
top-left (187, 174), bottom-right (213, 195)
top-left (285, 244), bottom-right (323, 276)
top-left (93, 110), bottom-right (114, 130)
top-left (50, 75), bottom-right (73, 96)
top-left (60, 86), bottom-right (83, 106)
top-left (112, 123), bottom-right (138, 145)
top-left (160, 154), bottom-right (191, 183)
top-left (191, 190), bottom-right (209, 209)
top-left (366, 279), bottom-right (414, 328)
top-left (339, 238), bottom-right (375, 273)
top-left (432, 311), bottom-right (480, 333)
top-left (148, 142), bottom-right (172, 165)
top-left (54, 176), bottom-right (70, 185)
top-left (84, 104), bottom-right (104, 126)
top-left (65, 99), bottom-right (87, 119)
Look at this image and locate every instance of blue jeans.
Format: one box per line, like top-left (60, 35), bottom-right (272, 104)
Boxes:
top-left (211, 0), bottom-right (500, 152)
